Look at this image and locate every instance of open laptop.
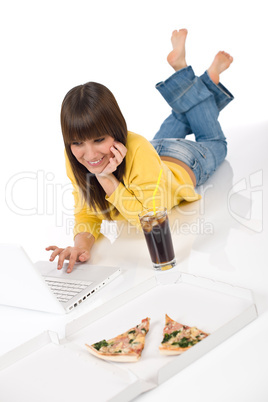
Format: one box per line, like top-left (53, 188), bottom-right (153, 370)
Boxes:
top-left (0, 244), bottom-right (121, 314)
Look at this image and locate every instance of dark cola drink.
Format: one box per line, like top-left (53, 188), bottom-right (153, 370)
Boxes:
top-left (139, 208), bottom-right (176, 270)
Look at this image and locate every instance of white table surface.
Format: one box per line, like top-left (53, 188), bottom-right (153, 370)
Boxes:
top-left (1, 125), bottom-right (267, 402)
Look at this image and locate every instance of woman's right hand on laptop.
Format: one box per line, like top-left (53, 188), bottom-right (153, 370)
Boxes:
top-left (46, 232), bottom-right (95, 273)
top-left (46, 246), bottom-right (90, 273)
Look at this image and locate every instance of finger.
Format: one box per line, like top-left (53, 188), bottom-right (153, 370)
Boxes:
top-left (66, 252), bottom-right (78, 273)
top-left (67, 250), bottom-right (90, 273)
top-left (113, 146), bottom-right (127, 159)
top-left (78, 251), bottom-right (90, 262)
top-left (104, 157), bottom-right (118, 174)
top-left (57, 247), bottom-right (72, 270)
top-left (110, 146), bottom-right (123, 164)
top-left (48, 247), bottom-right (64, 262)
top-left (111, 144), bottom-right (125, 159)
top-left (46, 245), bottom-right (58, 259)
top-left (46, 246), bottom-right (57, 251)
top-left (109, 155), bottom-right (119, 167)
top-left (113, 141), bottom-right (127, 156)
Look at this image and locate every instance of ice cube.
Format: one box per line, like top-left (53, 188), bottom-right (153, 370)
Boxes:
top-left (157, 216), bottom-right (166, 225)
top-left (142, 222), bottom-right (152, 232)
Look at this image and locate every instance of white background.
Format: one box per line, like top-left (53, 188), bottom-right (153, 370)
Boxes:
top-left (1, 1), bottom-right (268, 401)
top-left (1, 0), bottom-right (267, 262)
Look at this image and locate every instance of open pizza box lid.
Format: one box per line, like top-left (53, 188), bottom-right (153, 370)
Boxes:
top-left (0, 271), bottom-right (258, 401)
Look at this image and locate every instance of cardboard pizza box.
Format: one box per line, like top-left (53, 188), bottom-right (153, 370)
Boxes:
top-left (0, 272), bottom-right (257, 401)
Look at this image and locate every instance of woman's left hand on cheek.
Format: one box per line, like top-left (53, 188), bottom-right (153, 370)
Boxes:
top-left (101, 141), bottom-right (127, 175)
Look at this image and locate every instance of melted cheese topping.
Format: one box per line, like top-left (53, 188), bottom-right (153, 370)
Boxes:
top-left (160, 315), bottom-right (209, 351)
top-left (92, 317), bottom-right (150, 356)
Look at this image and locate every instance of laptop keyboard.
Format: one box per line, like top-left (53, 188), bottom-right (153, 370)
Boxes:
top-left (45, 277), bottom-right (92, 303)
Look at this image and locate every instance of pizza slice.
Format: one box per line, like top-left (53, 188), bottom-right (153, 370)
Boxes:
top-left (85, 317), bottom-right (150, 362)
top-left (159, 314), bottom-right (209, 355)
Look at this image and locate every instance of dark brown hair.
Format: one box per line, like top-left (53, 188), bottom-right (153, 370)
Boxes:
top-left (61, 82), bottom-right (128, 220)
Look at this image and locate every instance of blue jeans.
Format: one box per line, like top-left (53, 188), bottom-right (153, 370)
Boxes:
top-left (150, 66), bottom-right (234, 186)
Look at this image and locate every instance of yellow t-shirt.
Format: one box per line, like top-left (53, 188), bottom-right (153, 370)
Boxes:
top-left (65, 131), bottom-right (201, 239)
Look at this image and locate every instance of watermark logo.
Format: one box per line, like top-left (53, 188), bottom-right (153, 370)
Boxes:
top-left (4, 169), bottom-right (263, 236)
top-left (5, 170), bottom-right (74, 226)
top-left (227, 170), bottom-right (263, 233)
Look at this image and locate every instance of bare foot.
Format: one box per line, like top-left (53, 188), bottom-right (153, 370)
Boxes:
top-left (167, 29), bottom-right (188, 71)
top-left (207, 51), bottom-right (233, 84)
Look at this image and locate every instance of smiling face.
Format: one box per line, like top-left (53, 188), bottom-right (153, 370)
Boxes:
top-left (61, 82), bottom-right (128, 219)
top-left (70, 135), bottom-right (115, 174)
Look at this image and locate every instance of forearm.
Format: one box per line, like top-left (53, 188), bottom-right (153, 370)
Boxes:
top-left (74, 232), bottom-right (95, 253)
top-left (106, 182), bottom-right (157, 230)
top-left (96, 173), bottom-right (120, 197)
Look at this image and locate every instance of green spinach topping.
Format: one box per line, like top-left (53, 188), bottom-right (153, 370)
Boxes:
top-left (171, 337), bottom-right (200, 348)
top-left (93, 340), bottom-right (109, 351)
top-left (161, 331), bottom-right (180, 343)
top-left (172, 337), bottom-right (192, 348)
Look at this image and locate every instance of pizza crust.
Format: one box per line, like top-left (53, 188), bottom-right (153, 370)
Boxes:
top-left (85, 344), bottom-right (140, 362)
top-left (85, 317), bottom-right (150, 363)
top-left (85, 316), bottom-right (208, 361)
top-left (159, 346), bottom-right (192, 355)
top-left (159, 314), bottom-right (209, 354)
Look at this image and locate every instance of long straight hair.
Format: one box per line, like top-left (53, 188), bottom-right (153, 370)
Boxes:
top-left (61, 82), bottom-right (128, 220)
